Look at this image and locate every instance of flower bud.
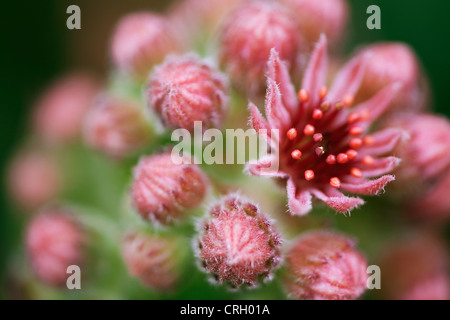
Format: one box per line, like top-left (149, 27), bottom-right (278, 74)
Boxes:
top-left (122, 232), bottom-right (184, 290)
top-left (219, 0), bottom-right (301, 96)
top-left (131, 152), bottom-right (209, 225)
top-left (26, 209), bottom-right (83, 286)
top-left (284, 231), bottom-right (368, 300)
top-left (147, 54), bottom-right (228, 131)
top-left (83, 94), bottom-right (152, 158)
top-left (197, 194), bottom-right (282, 288)
top-left (111, 12), bottom-right (182, 79)
top-left (354, 43), bottom-right (427, 111)
top-left (33, 73), bottom-right (99, 143)
top-left (378, 234), bottom-right (450, 300)
top-left (7, 151), bottom-right (61, 210)
top-left (279, 0), bottom-right (349, 48)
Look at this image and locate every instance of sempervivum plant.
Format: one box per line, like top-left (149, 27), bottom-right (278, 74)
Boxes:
top-left (6, 0), bottom-right (450, 301)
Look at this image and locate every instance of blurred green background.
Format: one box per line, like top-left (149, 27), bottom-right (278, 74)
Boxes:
top-left (1, 0), bottom-right (450, 298)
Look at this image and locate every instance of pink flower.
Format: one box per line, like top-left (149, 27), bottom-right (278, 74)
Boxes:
top-left (219, 0), bottom-right (302, 96)
top-left (284, 231), bottom-right (368, 300)
top-left (32, 73), bottom-right (99, 143)
top-left (26, 209), bottom-right (83, 286)
top-left (7, 151), bottom-right (61, 210)
top-left (131, 152), bottom-right (209, 225)
top-left (247, 36), bottom-right (401, 215)
top-left (147, 54), bottom-right (229, 131)
top-left (279, 0), bottom-right (349, 48)
top-left (111, 12), bottom-right (182, 79)
top-left (197, 194), bottom-right (282, 288)
top-left (378, 234), bottom-right (450, 300)
top-left (122, 232), bottom-right (183, 290)
top-left (83, 94), bottom-right (152, 158)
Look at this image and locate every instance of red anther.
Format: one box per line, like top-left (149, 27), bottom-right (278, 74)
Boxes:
top-left (320, 101), bottom-right (331, 111)
top-left (337, 153), bottom-right (348, 164)
top-left (362, 155), bottom-right (375, 166)
top-left (315, 147), bottom-right (325, 156)
top-left (360, 109), bottom-right (370, 120)
top-left (298, 89), bottom-right (309, 103)
top-left (319, 86), bottom-right (328, 99)
top-left (291, 149), bottom-right (302, 160)
top-left (304, 170), bottom-right (315, 181)
top-left (329, 177), bottom-right (341, 188)
top-left (363, 135), bottom-right (375, 145)
top-left (350, 168), bottom-right (363, 178)
top-left (326, 154), bottom-right (336, 165)
top-left (343, 94), bottom-right (354, 107)
top-left (347, 112), bottom-right (360, 124)
top-left (304, 124), bottom-right (315, 135)
top-left (312, 109), bottom-right (323, 120)
top-left (286, 128), bottom-right (298, 140)
top-left (313, 133), bottom-right (323, 142)
top-left (349, 138), bottom-right (363, 149)
top-left (349, 126), bottom-right (363, 136)
top-left (346, 149), bottom-right (358, 160)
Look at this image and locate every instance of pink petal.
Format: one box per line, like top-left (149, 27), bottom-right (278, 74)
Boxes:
top-left (265, 78), bottom-right (291, 129)
top-left (287, 178), bottom-right (312, 215)
top-left (329, 52), bottom-right (367, 101)
top-left (311, 188), bottom-right (365, 213)
top-left (245, 156), bottom-right (285, 178)
top-left (360, 128), bottom-right (405, 157)
top-left (340, 175), bottom-right (395, 195)
top-left (268, 48), bottom-right (297, 116)
top-left (301, 34), bottom-right (328, 108)
top-left (249, 102), bottom-right (270, 133)
top-left (361, 157), bottom-right (401, 178)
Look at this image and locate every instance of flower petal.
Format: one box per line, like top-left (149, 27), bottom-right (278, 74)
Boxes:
top-left (268, 48), bottom-right (297, 116)
top-left (301, 34), bottom-right (328, 108)
top-left (287, 178), bottom-right (312, 215)
top-left (340, 175), bottom-right (395, 195)
top-left (329, 52), bottom-right (367, 101)
top-left (360, 128), bottom-right (406, 157)
top-left (361, 157), bottom-right (401, 178)
top-left (249, 102), bottom-right (270, 133)
top-left (311, 188), bottom-right (365, 213)
top-left (245, 156), bottom-right (285, 178)
top-left (265, 78), bottom-right (291, 129)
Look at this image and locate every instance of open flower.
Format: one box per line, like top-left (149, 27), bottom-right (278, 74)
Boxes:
top-left (247, 36), bottom-right (401, 215)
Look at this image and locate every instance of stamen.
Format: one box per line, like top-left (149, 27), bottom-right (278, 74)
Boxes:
top-left (286, 128), bottom-right (297, 140)
top-left (346, 149), bottom-right (358, 160)
top-left (312, 109), bottom-right (323, 120)
top-left (313, 133), bottom-right (323, 142)
top-left (319, 86), bottom-right (328, 99)
top-left (305, 170), bottom-right (315, 181)
top-left (362, 155), bottom-right (374, 166)
top-left (363, 135), bottom-right (374, 146)
top-left (350, 168), bottom-right (363, 178)
top-left (349, 138), bottom-right (363, 149)
top-left (329, 177), bottom-right (341, 188)
top-left (335, 101), bottom-right (344, 110)
top-left (347, 112), bottom-right (360, 124)
top-left (320, 101), bottom-right (331, 112)
top-left (349, 126), bottom-right (363, 136)
top-left (343, 94), bottom-right (354, 107)
top-left (315, 146), bottom-right (325, 156)
top-left (291, 149), bottom-right (302, 160)
top-left (298, 89), bottom-right (309, 103)
top-left (326, 155), bottom-right (336, 165)
top-left (303, 124), bottom-right (315, 136)
top-left (337, 153), bottom-right (348, 164)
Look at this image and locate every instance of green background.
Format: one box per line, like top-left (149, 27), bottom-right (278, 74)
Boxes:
top-left (1, 0), bottom-right (450, 298)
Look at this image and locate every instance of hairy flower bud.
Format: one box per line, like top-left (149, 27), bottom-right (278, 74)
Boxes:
top-left (378, 234), bottom-right (450, 300)
top-left (111, 12), bottom-right (182, 79)
top-left (196, 194), bottom-right (282, 288)
top-left (279, 0), bottom-right (349, 48)
top-left (147, 54), bottom-right (228, 131)
top-left (33, 73), bottom-right (99, 143)
top-left (26, 209), bottom-right (83, 286)
top-left (8, 151), bottom-right (61, 210)
top-left (131, 152), bottom-right (209, 225)
top-left (219, 0), bottom-right (301, 96)
top-left (83, 94), bottom-right (152, 158)
top-left (284, 231), bottom-right (368, 300)
top-left (122, 232), bottom-right (184, 290)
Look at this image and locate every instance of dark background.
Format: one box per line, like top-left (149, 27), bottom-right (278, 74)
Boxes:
top-left (1, 0), bottom-right (450, 296)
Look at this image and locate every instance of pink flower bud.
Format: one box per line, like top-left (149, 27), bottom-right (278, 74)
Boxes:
top-left (279, 0), bottom-right (349, 48)
top-left (122, 232), bottom-right (183, 290)
top-left (83, 94), bottom-right (152, 158)
top-left (147, 54), bottom-right (228, 131)
top-left (197, 194), bottom-right (282, 288)
top-left (7, 151), bottom-right (61, 210)
top-left (219, 0), bottom-right (301, 96)
top-left (378, 234), bottom-right (450, 300)
top-left (131, 152), bottom-right (209, 225)
top-left (33, 73), bottom-right (99, 143)
top-left (111, 12), bottom-right (182, 79)
top-left (284, 231), bottom-right (368, 300)
top-left (26, 209), bottom-right (83, 286)
top-left (354, 43), bottom-right (427, 111)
